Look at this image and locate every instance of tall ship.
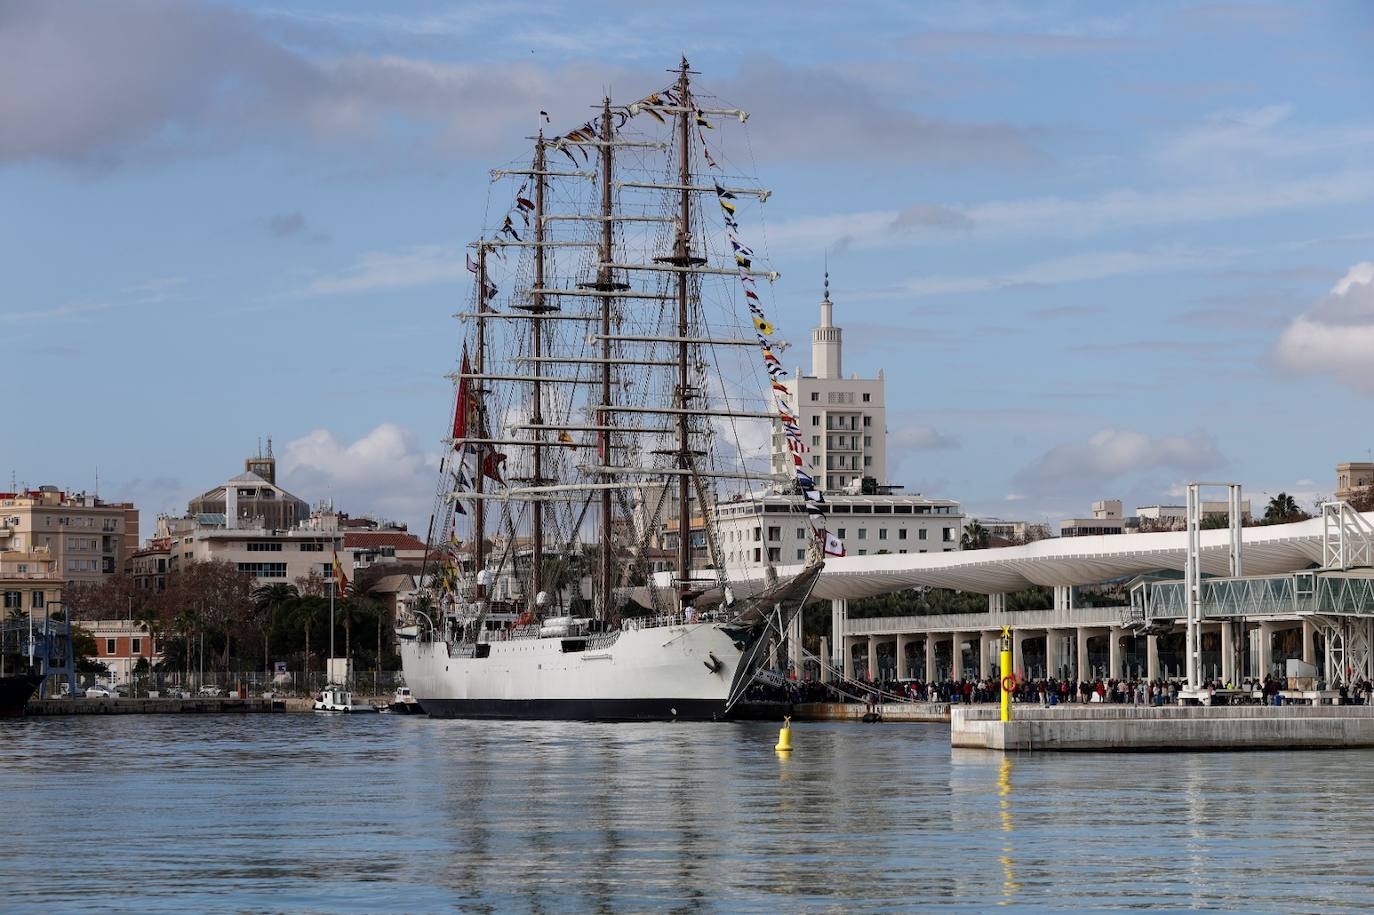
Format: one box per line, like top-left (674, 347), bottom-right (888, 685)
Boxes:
top-left (399, 59), bottom-right (834, 720)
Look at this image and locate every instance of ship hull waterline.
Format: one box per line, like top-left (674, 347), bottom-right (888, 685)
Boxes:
top-left (400, 621), bottom-right (763, 722)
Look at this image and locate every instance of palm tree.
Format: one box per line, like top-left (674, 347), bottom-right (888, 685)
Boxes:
top-left (171, 608), bottom-right (200, 685)
top-left (1264, 492), bottom-right (1304, 524)
top-left (290, 597), bottom-right (325, 679)
top-left (251, 583), bottom-right (298, 680)
top-left (337, 595), bottom-right (381, 676)
top-left (961, 520), bottom-right (991, 551)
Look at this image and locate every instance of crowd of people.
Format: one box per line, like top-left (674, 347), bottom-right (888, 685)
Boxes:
top-left (746, 674), bottom-right (1374, 707)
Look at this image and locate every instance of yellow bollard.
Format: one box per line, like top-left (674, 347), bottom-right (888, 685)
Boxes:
top-left (1000, 625), bottom-right (1014, 723)
top-left (775, 715), bottom-right (793, 752)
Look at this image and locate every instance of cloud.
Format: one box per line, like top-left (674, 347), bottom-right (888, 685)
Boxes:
top-left (1273, 261), bottom-right (1374, 393)
top-left (891, 424), bottom-right (959, 452)
top-left (765, 169), bottom-right (1374, 254)
top-left (858, 246), bottom-right (1218, 301)
top-left (302, 243), bottom-right (469, 295)
top-left (1012, 428), bottom-right (1226, 495)
top-left (715, 57), bottom-right (1042, 169)
top-left (901, 30), bottom-right (1139, 55)
top-left (0, 0), bottom-right (634, 168)
top-left (269, 212), bottom-right (306, 238)
top-left (278, 424), bottom-right (438, 528)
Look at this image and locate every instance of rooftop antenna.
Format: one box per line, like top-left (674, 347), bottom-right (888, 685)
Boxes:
top-left (267, 436), bottom-right (274, 459)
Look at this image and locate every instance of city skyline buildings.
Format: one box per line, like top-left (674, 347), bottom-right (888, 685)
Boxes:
top-left (4, 0), bottom-right (1373, 534)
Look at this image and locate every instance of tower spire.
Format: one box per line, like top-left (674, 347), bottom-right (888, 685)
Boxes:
top-left (811, 264), bottom-right (842, 378)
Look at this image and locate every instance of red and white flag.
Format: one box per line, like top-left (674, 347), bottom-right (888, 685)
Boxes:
top-left (823, 532), bottom-right (845, 557)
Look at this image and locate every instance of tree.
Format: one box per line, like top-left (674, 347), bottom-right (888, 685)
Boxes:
top-left (1264, 492), bottom-right (1309, 524)
top-left (337, 593), bottom-right (382, 675)
top-left (961, 521), bottom-right (991, 551)
top-left (252, 583), bottom-right (299, 679)
top-left (290, 596), bottom-right (328, 678)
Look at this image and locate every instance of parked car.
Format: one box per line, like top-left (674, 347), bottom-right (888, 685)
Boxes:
top-left (197, 685), bottom-right (224, 698)
top-left (113, 684), bottom-right (130, 698)
top-left (85, 685), bottom-right (113, 698)
top-left (167, 688), bottom-right (192, 699)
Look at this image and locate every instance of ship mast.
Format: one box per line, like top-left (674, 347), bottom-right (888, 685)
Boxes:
top-left (529, 134), bottom-right (547, 612)
top-left (473, 241), bottom-right (488, 611)
top-left (595, 98), bottom-right (619, 620)
top-left (673, 58), bottom-right (694, 602)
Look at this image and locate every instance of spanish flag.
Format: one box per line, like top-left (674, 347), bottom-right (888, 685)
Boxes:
top-left (331, 550), bottom-right (349, 595)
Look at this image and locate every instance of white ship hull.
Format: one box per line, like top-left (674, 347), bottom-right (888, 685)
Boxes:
top-left (399, 622), bottom-right (749, 721)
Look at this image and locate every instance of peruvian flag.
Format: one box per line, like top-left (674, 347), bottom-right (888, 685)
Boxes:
top-left (452, 346), bottom-right (473, 444)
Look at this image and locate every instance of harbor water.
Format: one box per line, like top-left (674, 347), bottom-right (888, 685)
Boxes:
top-left (3, 716), bottom-right (1373, 912)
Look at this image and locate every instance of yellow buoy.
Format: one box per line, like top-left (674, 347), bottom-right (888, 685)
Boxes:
top-left (775, 715), bottom-right (793, 752)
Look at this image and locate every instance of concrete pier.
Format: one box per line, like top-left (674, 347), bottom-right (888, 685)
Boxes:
top-left (952, 705), bottom-right (1374, 752)
top-left (796, 702), bottom-right (950, 723)
top-left (27, 697), bottom-right (303, 715)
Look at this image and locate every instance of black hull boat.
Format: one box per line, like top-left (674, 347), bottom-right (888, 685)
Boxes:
top-left (0, 673), bottom-right (42, 718)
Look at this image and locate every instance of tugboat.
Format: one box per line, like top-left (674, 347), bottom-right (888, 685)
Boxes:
top-left (379, 685), bottom-right (423, 714)
top-left (312, 684), bottom-right (378, 714)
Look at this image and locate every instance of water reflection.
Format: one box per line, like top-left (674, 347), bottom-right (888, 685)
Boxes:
top-left (997, 755), bottom-right (1019, 906)
top-left (3, 717), bottom-right (1374, 911)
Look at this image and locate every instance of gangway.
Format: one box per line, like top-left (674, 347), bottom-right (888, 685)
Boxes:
top-left (1128, 501), bottom-right (1374, 687)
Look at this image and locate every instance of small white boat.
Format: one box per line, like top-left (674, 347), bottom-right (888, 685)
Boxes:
top-left (379, 685), bottom-right (424, 715)
top-left (312, 685), bottom-right (378, 714)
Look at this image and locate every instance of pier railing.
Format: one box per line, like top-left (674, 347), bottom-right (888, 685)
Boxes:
top-left (44, 670), bottom-right (408, 700)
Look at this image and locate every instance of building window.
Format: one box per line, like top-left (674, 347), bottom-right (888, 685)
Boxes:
top-left (810, 392), bottom-right (819, 401)
top-left (2, 592), bottom-right (20, 610)
top-left (811, 415), bottom-right (820, 426)
top-left (767, 526), bottom-right (780, 542)
top-left (767, 548), bottom-right (780, 562)
top-left (864, 456), bottom-right (872, 467)
top-left (131, 638), bottom-right (141, 655)
top-left (878, 529), bottom-right (887, 540)
top-left (298, 542), bottom-right (324, 552)
top-left (246, 542), bottom-right (283, 552)
top-left (898, 529), bottom-right (908, 540)
top-left (105, 638), bottom-right (116, 655)
top-left (103, 518), bottom-right (118, 531)
top-left (863, 416), bottom-right (871, 427)
top-left (810, 435), bottom-right (819, 447)
top-left (797, 549), bottom-right (805, 560)
top-left (918, 529), bottom-right (928, 541)
top-left (862, 393), bottom-right (871, 402)
top-left (31, 591), bottom-right (44, 609)
top-left (858, 549), bottom-right (867, 556)
top-left (943, 528), bottom-right (954, 542)
top-left (796, 528), bottom-right (805, 539)
top-left (237, 562), bottom-right (288, 578)
top-left (753, 548), bottom-right (761, 563)
top-left (864, 436), bottom-right (872, 447)
top-left (857, 529), bottom-right (867, 540)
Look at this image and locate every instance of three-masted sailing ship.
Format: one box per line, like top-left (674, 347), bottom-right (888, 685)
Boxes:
top-left (398, 59), bottom-right (830, 720)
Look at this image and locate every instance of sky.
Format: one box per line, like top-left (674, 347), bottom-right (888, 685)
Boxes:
top-left (3, 0), bottom-right (1373, 538)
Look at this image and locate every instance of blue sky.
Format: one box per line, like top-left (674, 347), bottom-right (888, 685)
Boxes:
top-left (3, 0), bottom-right (1373, 536)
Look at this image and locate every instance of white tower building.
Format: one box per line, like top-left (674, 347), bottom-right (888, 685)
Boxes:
top-left (770, 273), bottom-right (886, 494)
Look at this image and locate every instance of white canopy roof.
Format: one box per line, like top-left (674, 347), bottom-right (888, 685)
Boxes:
top-left (719, 513), bottom-right (1348, 601)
